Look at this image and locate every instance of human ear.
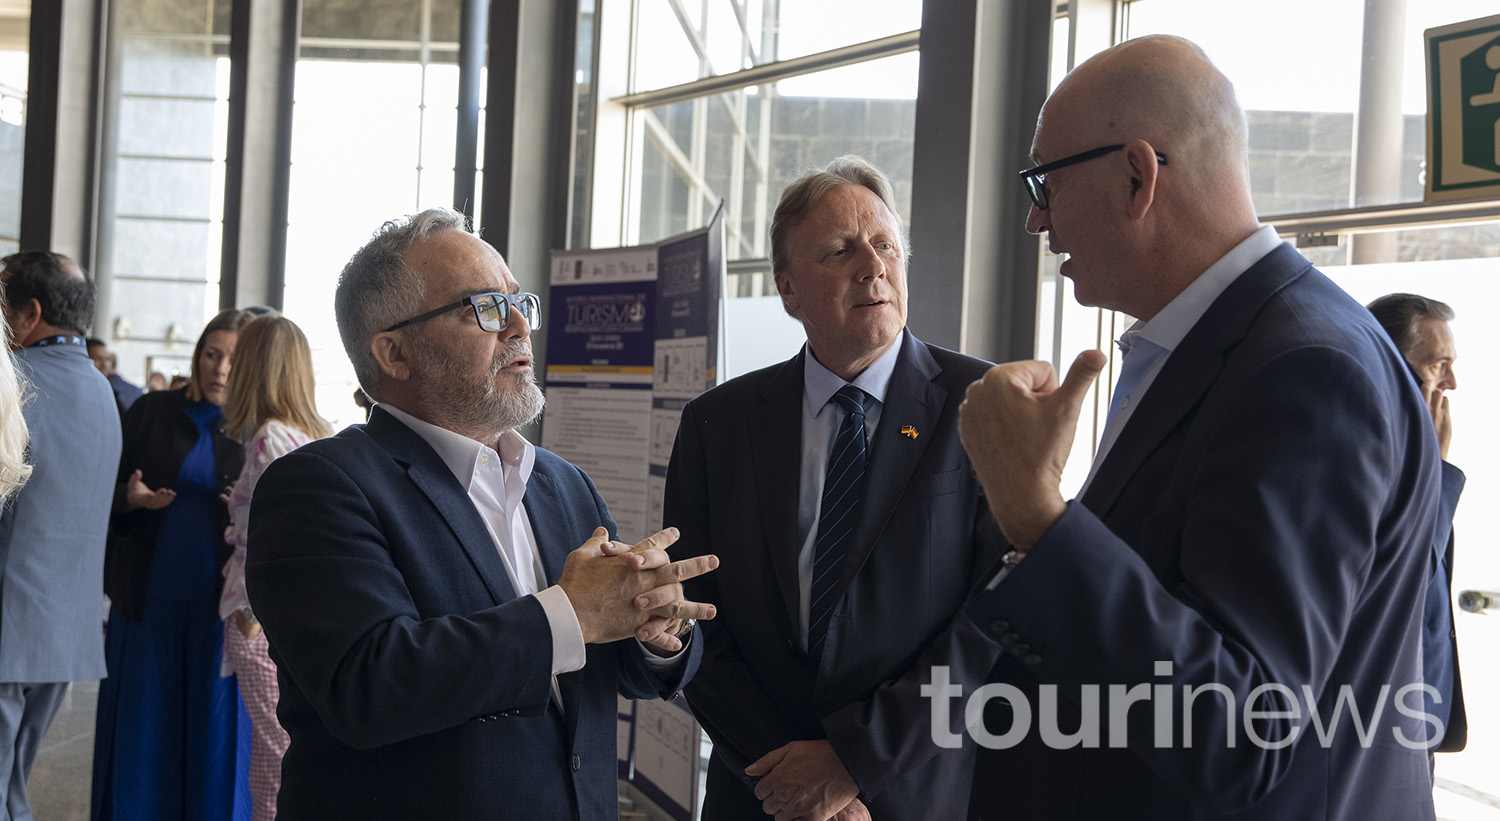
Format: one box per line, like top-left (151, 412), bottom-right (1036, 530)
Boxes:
top-left (774, 271), bottom-right (800, 314)
top-left (7, 298), bottom-right (42, 342)
top-left (370, 331), bottom-right (412, 383)
top-left (1123, 139), bottom-right (1160, 220)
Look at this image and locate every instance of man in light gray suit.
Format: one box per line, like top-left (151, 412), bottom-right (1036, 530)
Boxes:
top-left (0, 252), bottom-right (120, 821)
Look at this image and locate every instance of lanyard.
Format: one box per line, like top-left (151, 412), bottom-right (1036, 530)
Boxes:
top-left (32, 335), bottom-right (87, 348)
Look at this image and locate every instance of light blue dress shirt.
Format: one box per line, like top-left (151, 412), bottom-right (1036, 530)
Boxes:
top-left (792, 333), bottom-right (904, 649)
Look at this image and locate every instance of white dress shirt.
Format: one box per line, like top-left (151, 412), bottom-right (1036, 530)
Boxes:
top-left (1080, 225), bottom-right (1283, 492)
top-left (380, 404), bottom-right (587, 677)
top-left (378, 405), bottom-right (687, 679)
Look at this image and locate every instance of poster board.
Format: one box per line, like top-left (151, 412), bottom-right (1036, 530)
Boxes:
top-left (544, 207), bottom-right (725, 820)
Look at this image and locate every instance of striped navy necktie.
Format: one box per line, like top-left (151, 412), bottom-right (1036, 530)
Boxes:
top-left (808, 385), bottom-right (869, 661)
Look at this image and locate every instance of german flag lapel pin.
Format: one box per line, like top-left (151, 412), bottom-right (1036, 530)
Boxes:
top-left (900, 425), bottom-right (918, 439)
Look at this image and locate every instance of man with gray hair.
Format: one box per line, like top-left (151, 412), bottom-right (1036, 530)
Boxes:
top-left (0, 251), bottom-right (120, 821)
top-left (1367, 292), bottom-right (1466, 758)
top-left (245, 208), bottom-right (718, 819)
top-left (664, 156), bottom-right (1006, 820)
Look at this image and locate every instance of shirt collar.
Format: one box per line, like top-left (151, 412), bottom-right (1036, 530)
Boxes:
top-left (802, 329), bottom-right (903, 418)
top-left (379, 403), bottom-right (535, 493)
top-left (1133, 225), bottom-right (1282, 353)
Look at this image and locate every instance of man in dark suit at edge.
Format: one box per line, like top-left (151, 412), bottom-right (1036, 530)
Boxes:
top-left (1367, 292), bottom-right (1466, 759)
top-left (664, 156), bottom-right (1007, 820)
top-left (959, 36), bottom-right (1441, 820)
top-left (246, 207), bottom-right (718, 820)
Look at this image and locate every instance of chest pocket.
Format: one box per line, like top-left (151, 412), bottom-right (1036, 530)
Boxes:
top-left (903, 467), bottom-right (969, 500)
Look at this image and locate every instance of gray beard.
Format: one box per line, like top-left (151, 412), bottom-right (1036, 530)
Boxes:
top-left (415, 339), bottom-right (546, 442)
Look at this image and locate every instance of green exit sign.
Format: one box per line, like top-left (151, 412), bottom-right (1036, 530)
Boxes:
top-left (1426, 13), bottom-right (1500, 200)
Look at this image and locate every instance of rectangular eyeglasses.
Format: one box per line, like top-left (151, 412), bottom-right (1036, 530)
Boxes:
top-left (1018, 144), bottom-right (1168, 210)
top-left (384, 292), bottom-right (542, 333)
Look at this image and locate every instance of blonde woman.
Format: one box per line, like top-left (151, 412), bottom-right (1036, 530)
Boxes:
top-left (218, 314), bottom-right (331, 821)
top-left (0, 317), bottom-right (31, 501)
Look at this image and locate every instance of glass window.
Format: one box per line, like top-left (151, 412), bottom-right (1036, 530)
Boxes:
top-left (1127, 0), bottom-right (1500, 236)
top-left (570, 0), bottom-right (596, 248)
top-left (627, 53), bottom-right (918, 274)
top-left (284, 0), bottom-right (464, 431)
top-left (630, 0), bottom-right (921, 94)
top-left (774, 2), bottom-right (922, 62)
top-left (103, 0), bottom-right (231, 388)
top-left (632, 2), bottom-right (707, 92)
top-left (0, 2), bottom-right (28, 257)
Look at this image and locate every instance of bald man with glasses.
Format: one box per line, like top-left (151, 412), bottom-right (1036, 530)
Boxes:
top-left (244, 207), bottom-right (718, 820)
top-left (959, 36), bottom-right (1442, 820)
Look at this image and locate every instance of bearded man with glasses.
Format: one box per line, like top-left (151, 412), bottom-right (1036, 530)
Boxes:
top-left (244, 207), bottom-right (719, 820)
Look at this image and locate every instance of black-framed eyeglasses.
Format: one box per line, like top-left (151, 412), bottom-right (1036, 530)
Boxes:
top-left (383, 292), bottom-right (542, 334)
top-left (1018, 144), bottom-right (1169, 210)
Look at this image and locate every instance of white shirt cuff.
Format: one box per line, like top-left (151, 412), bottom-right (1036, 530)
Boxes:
top-left (636, 630), bottom-right (691, 672)
top-left (535, 585), bottom-right (586, 674)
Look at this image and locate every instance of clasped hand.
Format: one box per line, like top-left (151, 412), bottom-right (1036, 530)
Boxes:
top-left (746, 739), bottom-right (867, 821)
top-left (559, 527), bottom-right (718, 652)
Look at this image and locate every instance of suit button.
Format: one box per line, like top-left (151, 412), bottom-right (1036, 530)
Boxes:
top-left (1000, 633), bottom-right (1019, 647)
top-left (1024, 654), bottom-right (1042, 668)
top-left (571, 754), bottom-right (582, 772)
top-left (1012, 643), bottom-right (1031, 657)
top-left (990, 620), bottom-right (1010, 634)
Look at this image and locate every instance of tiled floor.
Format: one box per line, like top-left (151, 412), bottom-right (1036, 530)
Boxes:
top-left (28, 679), bottom-right (95, 821)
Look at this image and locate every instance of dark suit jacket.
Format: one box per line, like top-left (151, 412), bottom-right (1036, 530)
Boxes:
top-left (246, 407), bottom-right (701, 821)
top-left (965, 243), bottom-right (1441, 820)
top-left (107, 373), bottom-right (143, 414)
top-left (1431, 460), bottom-right (1465, 752)
top-left (105, 388), bottom-right (243, 621)
top-left (665, 332), bottom-right (1006, 819)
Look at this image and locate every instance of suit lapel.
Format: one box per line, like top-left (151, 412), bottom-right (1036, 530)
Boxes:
top-left (836, 332), bottom-right (940, 595)
top-left (749, 352), bottom-right (811, 636)
top-left (1082, 243), bottom-right (1312, 516)
top-left (521, 466), bottom-right (569, 585)
top-left (367, 408), bottom-right (517, 606)
top-left (514, 455), bottom-right (582, 737)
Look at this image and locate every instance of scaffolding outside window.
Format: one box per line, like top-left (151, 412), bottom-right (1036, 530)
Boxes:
top-left (583, 0), bottom-right (921, 300)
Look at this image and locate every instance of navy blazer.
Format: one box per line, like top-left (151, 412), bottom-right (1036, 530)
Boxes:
top-left (967, 244), bottom-right (1441, 820)
top-left (665, 332), bottom-right (1007, 819)
top-left (246, 407), bottom-right (701, 820)
top-left (1430, 460), bottom-right (1465, 752)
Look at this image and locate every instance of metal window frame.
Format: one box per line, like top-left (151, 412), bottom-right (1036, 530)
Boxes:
top-left (589, 0), bottom-right (916, 275)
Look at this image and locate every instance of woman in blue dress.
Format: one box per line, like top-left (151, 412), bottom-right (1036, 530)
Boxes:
top-left (92, 308), bottom-right (255, 821)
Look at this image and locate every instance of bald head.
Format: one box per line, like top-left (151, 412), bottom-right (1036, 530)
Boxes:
top-left (1047, 36), bottom-right (1251, 210)
top-left (1025, 36), bottom-right (1261, 318)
